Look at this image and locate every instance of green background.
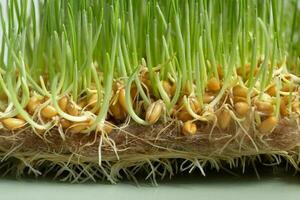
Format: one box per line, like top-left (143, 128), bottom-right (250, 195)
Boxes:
top-left (0, 169), bottom-right (299, 200)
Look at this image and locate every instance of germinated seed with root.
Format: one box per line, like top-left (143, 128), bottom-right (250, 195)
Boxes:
top-left (258, 116), bottom-right (278, 134)
top-left (66, 102), bottom-right (79, 116)
top-left (145, 100), bottom-right (163, 124)
top-left (27, 96), bottom-right (41, 114)
top-left (1, 118), bottom-right (26, 130)
top-left (41, 105), bottom-right (58, 119)
top-left (110, 101), bottom-right (126, 120)
top-left (218, 109), bottom-right (231, 130)
top-left (255, 101), bottom-right (274, 115)
top-left (182, 120), bottom-right (197, 136)
top-left (234, 102), bottom-right (249, 116)
top-left (60, 118), bottom-right (71, 129)
top-left (232, 85), bottom-right (248, 98)
top-left (207, 77), bottom-right (220, 92)
top-left (118, 88), bottom-right (128, 113)
top-left (58, 96), bottom-right (68, 111)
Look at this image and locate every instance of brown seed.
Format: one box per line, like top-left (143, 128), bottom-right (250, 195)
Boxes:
top-left (234, 102), bottom-right (249, 116)
top-left (41, 105), bottom-right (58, 119)
top-left (266, 85), bottom-right (276, 97)
top-left (58, 96), bottom-right (68, 111)
top-left (1, 118), bottom-right (26, 130)
top-left (60, 118), bottom-right (71, 129)
top-left (207, 77), bottom-right (220, 92)
top-left (258, 116), bottom-right (278, 134)
top-left (27, 96), bottom-right (41, 114)
top-left (110, 102), bottom-right (126, 120)
top-left (218, 109), bottom-right (231, 130)
top-left (232, 85), bottom-right (248, 98)
top-left (182, 120), bottom-right (197, 136)
top-left (118, 88), bottom-right (128, 113)
top-left (66, 103), bottom-right (79, 116)
top-left (255, 101), bottom-right (274, 115)
top-left (145, 101), bottom-right (163, 124)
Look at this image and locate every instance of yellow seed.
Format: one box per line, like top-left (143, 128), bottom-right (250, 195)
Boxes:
top-left (258, 116), bottom-right (278, 134)
top-left (67, 103), bottom-right (79, 116)
top-left (41, 105), bottom-right (58, 119)
top-left (234, 102), bottom-right (249, 116)
top-left (232, 85), bottom-right (247, 98)
top-left (69, 123), bottom-right (89, 134)
top-left (118, 88), bottom-right (128, 113)
top-left (27, 96), bottom-right (41, 114)
top-left (1, 118), bottom-right (26, 130)
top-left (145, 100), bottom-right (163, 124)
top-left (60, 118), bottom-right (71, 129)
top-left (58, 96), bottom-right (68, 111)
top-left (207, 77), bottom-right (220, 92)
top-left (255, 101), bottom-right (274, 115)
top-left (218, 109), bottom-right (231, 130)
top-left (182, 120), bottom-right (197, 136)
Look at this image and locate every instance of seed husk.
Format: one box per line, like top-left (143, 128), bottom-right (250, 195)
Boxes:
top-left (182, 120), bottom-right (197, 136)
top-left (232, 85), bottom-right (248, 98)
top-left (255, 101), bottom-right (274, 115)
top-left (207, 77), bottom-right (220, 92)
top-left (234, 102), bottom-right (249, 116)
top-left (58, 96), bottom-right (68, 111)
top-left (41, 105), bottom-right (58, 119)
top-left (218, 109), bottom-right (231, 130)
top-left (145, 100), bottom-right (163, 124)
top-left (258, 116), bottom-right (278, 134)
top-left (1, 118), bottom-right (26, 130)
